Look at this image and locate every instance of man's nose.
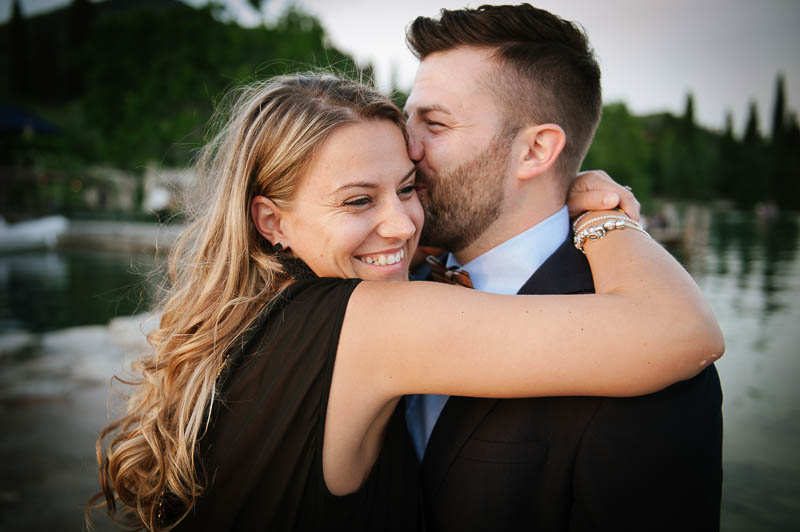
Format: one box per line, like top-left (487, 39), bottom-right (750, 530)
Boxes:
top-left (378, 199), bottom-right (417, 241)
top-left (406, 130), bottom-right (424, 163)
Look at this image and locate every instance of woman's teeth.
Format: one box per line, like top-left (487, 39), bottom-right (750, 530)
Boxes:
top-left (358, 249), bottom-right (405, 266)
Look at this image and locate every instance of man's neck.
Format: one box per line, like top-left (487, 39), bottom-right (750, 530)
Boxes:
top-left (447, 206), bottom-right (569, 295)
top-left (453, 202), bottom-right (565, 265)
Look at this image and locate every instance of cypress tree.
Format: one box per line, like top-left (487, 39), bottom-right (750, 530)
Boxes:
top-left (66, 0), bottom-right (94, 96)
top-left (769, 74), bottom-right (792, 207)
top-left (717, 110), bottom-right (739, 200)
top-left (783, 113), bottom-right (800, 209)
top-left (683, 92), bottom-right (696, 130)
top-left (724, 111), bottom-right (735, 139)
top-left (10, 0), bottom-right (30, 97)
top-left (679, 92), bottom-right (707, 197)
top-left (744, 101), bottom-right (761, 143)
top-left (738, 101), bottom-right (768, 206)
top-left (771, 73), bottom-right (786, 141)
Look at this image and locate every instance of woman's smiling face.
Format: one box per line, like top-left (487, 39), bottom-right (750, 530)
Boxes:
top-left (266, 119), bottom-right (423, 282)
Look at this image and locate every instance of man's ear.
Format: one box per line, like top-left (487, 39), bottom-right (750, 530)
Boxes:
top-left (514, 123), bottom-right (566, 181)
top-left (251, 195), bottom-right (291, 250)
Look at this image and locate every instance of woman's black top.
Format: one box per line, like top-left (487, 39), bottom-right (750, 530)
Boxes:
top-left (173, 277), bottom-right (424, 531)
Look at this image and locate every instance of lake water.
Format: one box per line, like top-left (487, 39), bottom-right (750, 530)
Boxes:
top-left (0, 207), bottom-right (798, 530)
top-left (666, 207), bottom-right (800, 531)
top-left (0, 248), bottom-right (158, 333)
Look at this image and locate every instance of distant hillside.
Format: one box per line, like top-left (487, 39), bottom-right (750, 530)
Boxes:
top-left (1, 0), bottom-right (798, 212)
top-left (1, 0), bottom-right (367, 168)
top-left (0, 0), bottom-right (196, 103)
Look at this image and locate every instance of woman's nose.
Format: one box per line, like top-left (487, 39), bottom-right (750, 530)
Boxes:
top-left (378, 199), bottom-right (417, 241)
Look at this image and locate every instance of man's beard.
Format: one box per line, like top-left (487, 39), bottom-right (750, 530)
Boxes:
top-left (418, 134), bottom-right (511, 253)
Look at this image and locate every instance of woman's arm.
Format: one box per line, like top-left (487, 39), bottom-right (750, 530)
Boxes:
top-left (323, 210), bottom-right (722, 494)
top-left (339, 210), bottom-right (723, 400)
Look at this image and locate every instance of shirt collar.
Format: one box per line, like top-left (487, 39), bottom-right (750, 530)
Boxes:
top-left (446, 206), bottom-right (569, 295)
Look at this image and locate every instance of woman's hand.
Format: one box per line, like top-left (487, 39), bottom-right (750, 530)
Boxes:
top-left (567, 170), bottom-right (641, 221)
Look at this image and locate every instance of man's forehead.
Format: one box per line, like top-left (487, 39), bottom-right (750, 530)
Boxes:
top-left (423, 46), bottom-right (497, 68)
top-left (406, 48), bottom-right (497, 113)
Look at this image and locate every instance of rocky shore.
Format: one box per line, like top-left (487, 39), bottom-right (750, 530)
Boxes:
top-left (59, 220), bottom-right (185, 254)
top-left (0, 315), bottom-right (155, 531)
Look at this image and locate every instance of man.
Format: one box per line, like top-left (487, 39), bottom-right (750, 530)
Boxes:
top-left (403, 4), bottom-right (722, 531)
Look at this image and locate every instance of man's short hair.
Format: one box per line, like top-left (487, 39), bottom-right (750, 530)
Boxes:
top-left (407, 3), bottom-right (602, 186)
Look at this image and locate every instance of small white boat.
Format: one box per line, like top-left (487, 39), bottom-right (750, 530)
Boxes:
top-left (0, 216), bottom-right (68, 253)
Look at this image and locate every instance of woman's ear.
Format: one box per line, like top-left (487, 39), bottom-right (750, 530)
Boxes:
top-left (514, 123), bottom-right (566, 181)
top-left (251, 195), bottom-right (290, 250)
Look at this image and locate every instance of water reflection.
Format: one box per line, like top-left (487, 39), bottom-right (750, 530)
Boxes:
top-left (664, 207), bottom-right (800, 531)
top-left (0, 248), bottom-right (158, 333)
top-left (0, 209), bottom-right (798, 530)
top-left (708, 211), bottom-right (798, 316)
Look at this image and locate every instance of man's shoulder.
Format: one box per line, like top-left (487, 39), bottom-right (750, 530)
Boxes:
top-left (517, 235), bottom-right (594, 295)
top-left (588, 364), bottom-right (722, 420)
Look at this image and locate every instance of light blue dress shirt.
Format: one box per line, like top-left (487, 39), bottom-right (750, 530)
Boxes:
top-left (405, 206), bottom-right (570, 461)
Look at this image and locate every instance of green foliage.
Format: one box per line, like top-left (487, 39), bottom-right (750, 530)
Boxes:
top-left (766, 74), bottom-right (800, 210)
top-left (771, 73), bottom-right (786, 139)
top-left (390, 88), bottom-right (409, 110)
top-left (584, 77), bottom-right (800, 211)
top-left (80, 4), bottom-right (360, 168)
top-left (10, 0), bottom-right (29, 95)
top-left (583, 102), bottom-right (653, 206)
top-left (4, 2), bottom-right (799, 214)
top-left (5, 1), bottom-right (365, 171)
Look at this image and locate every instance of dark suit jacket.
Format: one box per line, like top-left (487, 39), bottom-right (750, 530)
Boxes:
top-left (418, 236), bottom-right (723, 532)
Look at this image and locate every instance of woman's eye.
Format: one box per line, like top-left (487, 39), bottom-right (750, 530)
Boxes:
top-left (399, 185), bottom-right (417, 197)
top-left (426, 120), bottom-right (444, 128)
top-left (344, 197), bottom-right (372, 207)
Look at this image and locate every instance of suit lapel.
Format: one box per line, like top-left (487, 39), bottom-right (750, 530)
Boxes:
top-left (421, 395), bottom-right (497, 493)
top-left (517, 236), bottom-right (595, 296)
top-left (421, 236), bottom-right (595, 494)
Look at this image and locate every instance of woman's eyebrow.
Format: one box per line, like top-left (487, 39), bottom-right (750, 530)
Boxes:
top-left (398, 167), bottom-right (416, 182)
top-left (333, 168), bottom-right (415, 194)
top-left (333, 181), bottom-right (377, 193)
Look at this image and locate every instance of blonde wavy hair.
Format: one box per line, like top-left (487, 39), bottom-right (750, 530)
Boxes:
top-left (90, 73), bottom-right (406, 531)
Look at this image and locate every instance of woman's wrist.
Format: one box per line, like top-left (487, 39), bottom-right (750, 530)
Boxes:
top-left (572, 209), bottom-right (651, 254)
top-left (571, 208), bottom-right (629, 231)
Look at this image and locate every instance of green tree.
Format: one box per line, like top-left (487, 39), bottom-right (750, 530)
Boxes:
top-left (679, 92), bottom-right (717, 199)
top-left (744, 100), bottom-right (762, 144)
top-left (771, 73), bottom-right (786, 140)
top-left (583, 102), bottom-right (653, 206)
top-left (772, 109), bottom-right (800, 210)
top-left (65, 0), bottom-right (94, 97)
top-left (77, 3), bottom-right (362, 168)
top-left (683, 92), bottom-right (695, 130)
top-left (716, 110), bottom-right (740, 201)
top-left (732, 101), bottom-right (769, 207)
top-left (10, 0), bottom-right (29, 97)
top-left (783, 113), bottom-right (800, 209)
top-left (768, 73), bottom-right (799, 209)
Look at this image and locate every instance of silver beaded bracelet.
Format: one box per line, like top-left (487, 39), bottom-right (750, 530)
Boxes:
top-left (573, 217), bottom-right (651, 254)
top-left (574, 214), bottom-right (635, 235)
top-left (572, 208), bottom-right (630, 233)
top-left (571, 210), bottom-right (595, 231)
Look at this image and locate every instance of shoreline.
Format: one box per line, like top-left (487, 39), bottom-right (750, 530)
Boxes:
top-left (59, 220), bottom-right (185, 254)
top-left (0, 315), bottom-right (154, 531)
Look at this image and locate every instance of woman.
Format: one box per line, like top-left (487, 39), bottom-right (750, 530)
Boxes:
top-left (92, 74), bottom-right (723, 531)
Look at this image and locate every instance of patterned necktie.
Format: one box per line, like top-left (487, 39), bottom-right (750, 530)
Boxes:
top-left (425, 255), bottom-right (474, 289)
